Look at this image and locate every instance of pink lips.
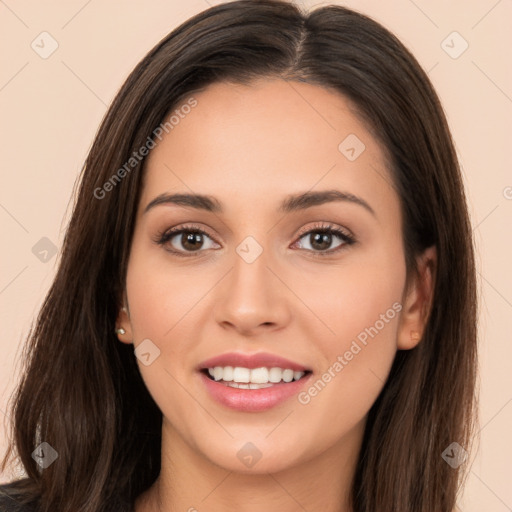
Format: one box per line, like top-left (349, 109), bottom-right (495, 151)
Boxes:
top-left (198, 352), bottom-right (312, 412)
top-left (198, 352), bottom-right (310, 372)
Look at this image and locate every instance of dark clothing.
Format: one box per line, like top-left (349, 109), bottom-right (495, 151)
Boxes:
top-left (0, 480), bottom-right (136, 511)
top-left (0, 482), bottom-right (36, 512)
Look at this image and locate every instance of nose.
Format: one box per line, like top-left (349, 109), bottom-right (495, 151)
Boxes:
top-left (213, 242), bottom-right (291, 337)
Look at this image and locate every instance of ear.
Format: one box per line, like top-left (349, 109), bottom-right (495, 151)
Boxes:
top-left (397, 245), bottom-right (437, 350)
top-left (115, 300), bottom-right (133, 345)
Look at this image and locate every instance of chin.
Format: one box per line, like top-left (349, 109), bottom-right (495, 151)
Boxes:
top-left (195, 434), bottom-right (309, 475)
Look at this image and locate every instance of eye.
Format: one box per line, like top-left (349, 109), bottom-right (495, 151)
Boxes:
top-left (154, 224), bottom-right (220, 257)
top-left (154, 222), bottom-right (356, 258)
top-left (292, 222), bottom-right (355, 256)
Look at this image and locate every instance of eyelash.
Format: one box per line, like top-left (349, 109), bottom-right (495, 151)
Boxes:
top-left (153, 222), bottom-right (356, 258)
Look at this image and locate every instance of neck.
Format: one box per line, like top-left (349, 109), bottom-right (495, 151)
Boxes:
top-left (135, 417), bottom-right (365, 512)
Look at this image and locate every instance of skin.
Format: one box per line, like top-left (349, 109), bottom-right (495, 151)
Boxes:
top-left (116, 78), bottom-right (436, 512)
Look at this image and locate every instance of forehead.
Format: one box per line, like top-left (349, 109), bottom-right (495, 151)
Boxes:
top-left (141, 78), bottom-right (397, 220)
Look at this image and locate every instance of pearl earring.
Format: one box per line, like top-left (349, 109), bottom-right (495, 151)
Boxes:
top-left (116, 327), bottom-right (126, 335)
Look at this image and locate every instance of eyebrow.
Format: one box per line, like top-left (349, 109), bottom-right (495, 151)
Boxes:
top-left (143, 189), bottom-right (376, 217)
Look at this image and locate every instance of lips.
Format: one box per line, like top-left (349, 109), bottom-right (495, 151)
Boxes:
top-left (198, 352), bottom-right (311, 372)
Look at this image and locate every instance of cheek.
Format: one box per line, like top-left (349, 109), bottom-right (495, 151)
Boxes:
top-left (293, 244), bottom-right (405, 422)
top-left (125, 241), bottom-right (202, 341)
top-left (124, 246), bottom-right (205, 422)
top-left (299, 240), bottom-right (406, 357)
top-left (123, 243), bottom-right (196, 404)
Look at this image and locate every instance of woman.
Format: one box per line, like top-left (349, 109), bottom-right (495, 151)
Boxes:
top-left (0, 1), bottom-right (478, 511)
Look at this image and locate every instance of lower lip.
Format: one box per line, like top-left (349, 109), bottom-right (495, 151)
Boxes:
top-left (199, 371), bottom-right (312, 412)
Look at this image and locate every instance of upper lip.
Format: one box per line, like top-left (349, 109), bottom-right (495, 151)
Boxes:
top-left (198, 352), bottom-right (311, 372)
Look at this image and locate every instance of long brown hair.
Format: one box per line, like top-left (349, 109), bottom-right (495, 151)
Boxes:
top-left (1, 1), bottom-right (478, 511)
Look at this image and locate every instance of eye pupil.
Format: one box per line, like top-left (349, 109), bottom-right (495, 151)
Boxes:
top-left (182, 232), bottom-right (203, 251)
top-left (311, 231), bottom-right (332, 251)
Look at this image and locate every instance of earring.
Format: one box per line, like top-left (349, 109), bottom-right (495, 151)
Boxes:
top-left (410, 330), bottom-right (420, 342)
top-left (116, 327), bottom-right (126, 335)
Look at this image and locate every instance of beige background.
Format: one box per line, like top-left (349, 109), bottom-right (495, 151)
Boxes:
top-left (1, 0), bottom-right (511, 510)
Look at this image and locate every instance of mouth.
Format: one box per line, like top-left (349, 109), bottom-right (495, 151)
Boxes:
top-left (199, 366), bottom-right (313, 412)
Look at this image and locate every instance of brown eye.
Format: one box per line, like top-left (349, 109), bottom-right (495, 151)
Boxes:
top-left (156, 225), bottom-right (220, 256)
top-left (308, 231), bottom-right (335, 251)
top-left (297, 230), bottom-right (345, 252)
top-left (179, 231), bottom-right (206, 251)
top-left (293, 224), bottom-right (355, 256)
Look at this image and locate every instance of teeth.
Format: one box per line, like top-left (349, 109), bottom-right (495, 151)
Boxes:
top-left (282, 369), bottom-right (294, 383)
top-left (212, 367), bottom-right (223, 381)
top-left (222, 366), bottom-right (234, 381)
top-left (223, 382), bottom-right (274, 389)
top-left (207, 366), bottom-right (306, 384)
top-left (268, 367), bottom-right (282, 383)
top-left (250, 367), bottom-right (269, 383)
top-left (233, 367), bottom-right (250, 383)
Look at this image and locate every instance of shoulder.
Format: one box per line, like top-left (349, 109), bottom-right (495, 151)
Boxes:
top-left (0, 480), bottom-right (37, 512)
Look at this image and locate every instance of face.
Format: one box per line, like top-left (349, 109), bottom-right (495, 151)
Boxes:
top-left (117, 78), bottom-right (431, 474)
